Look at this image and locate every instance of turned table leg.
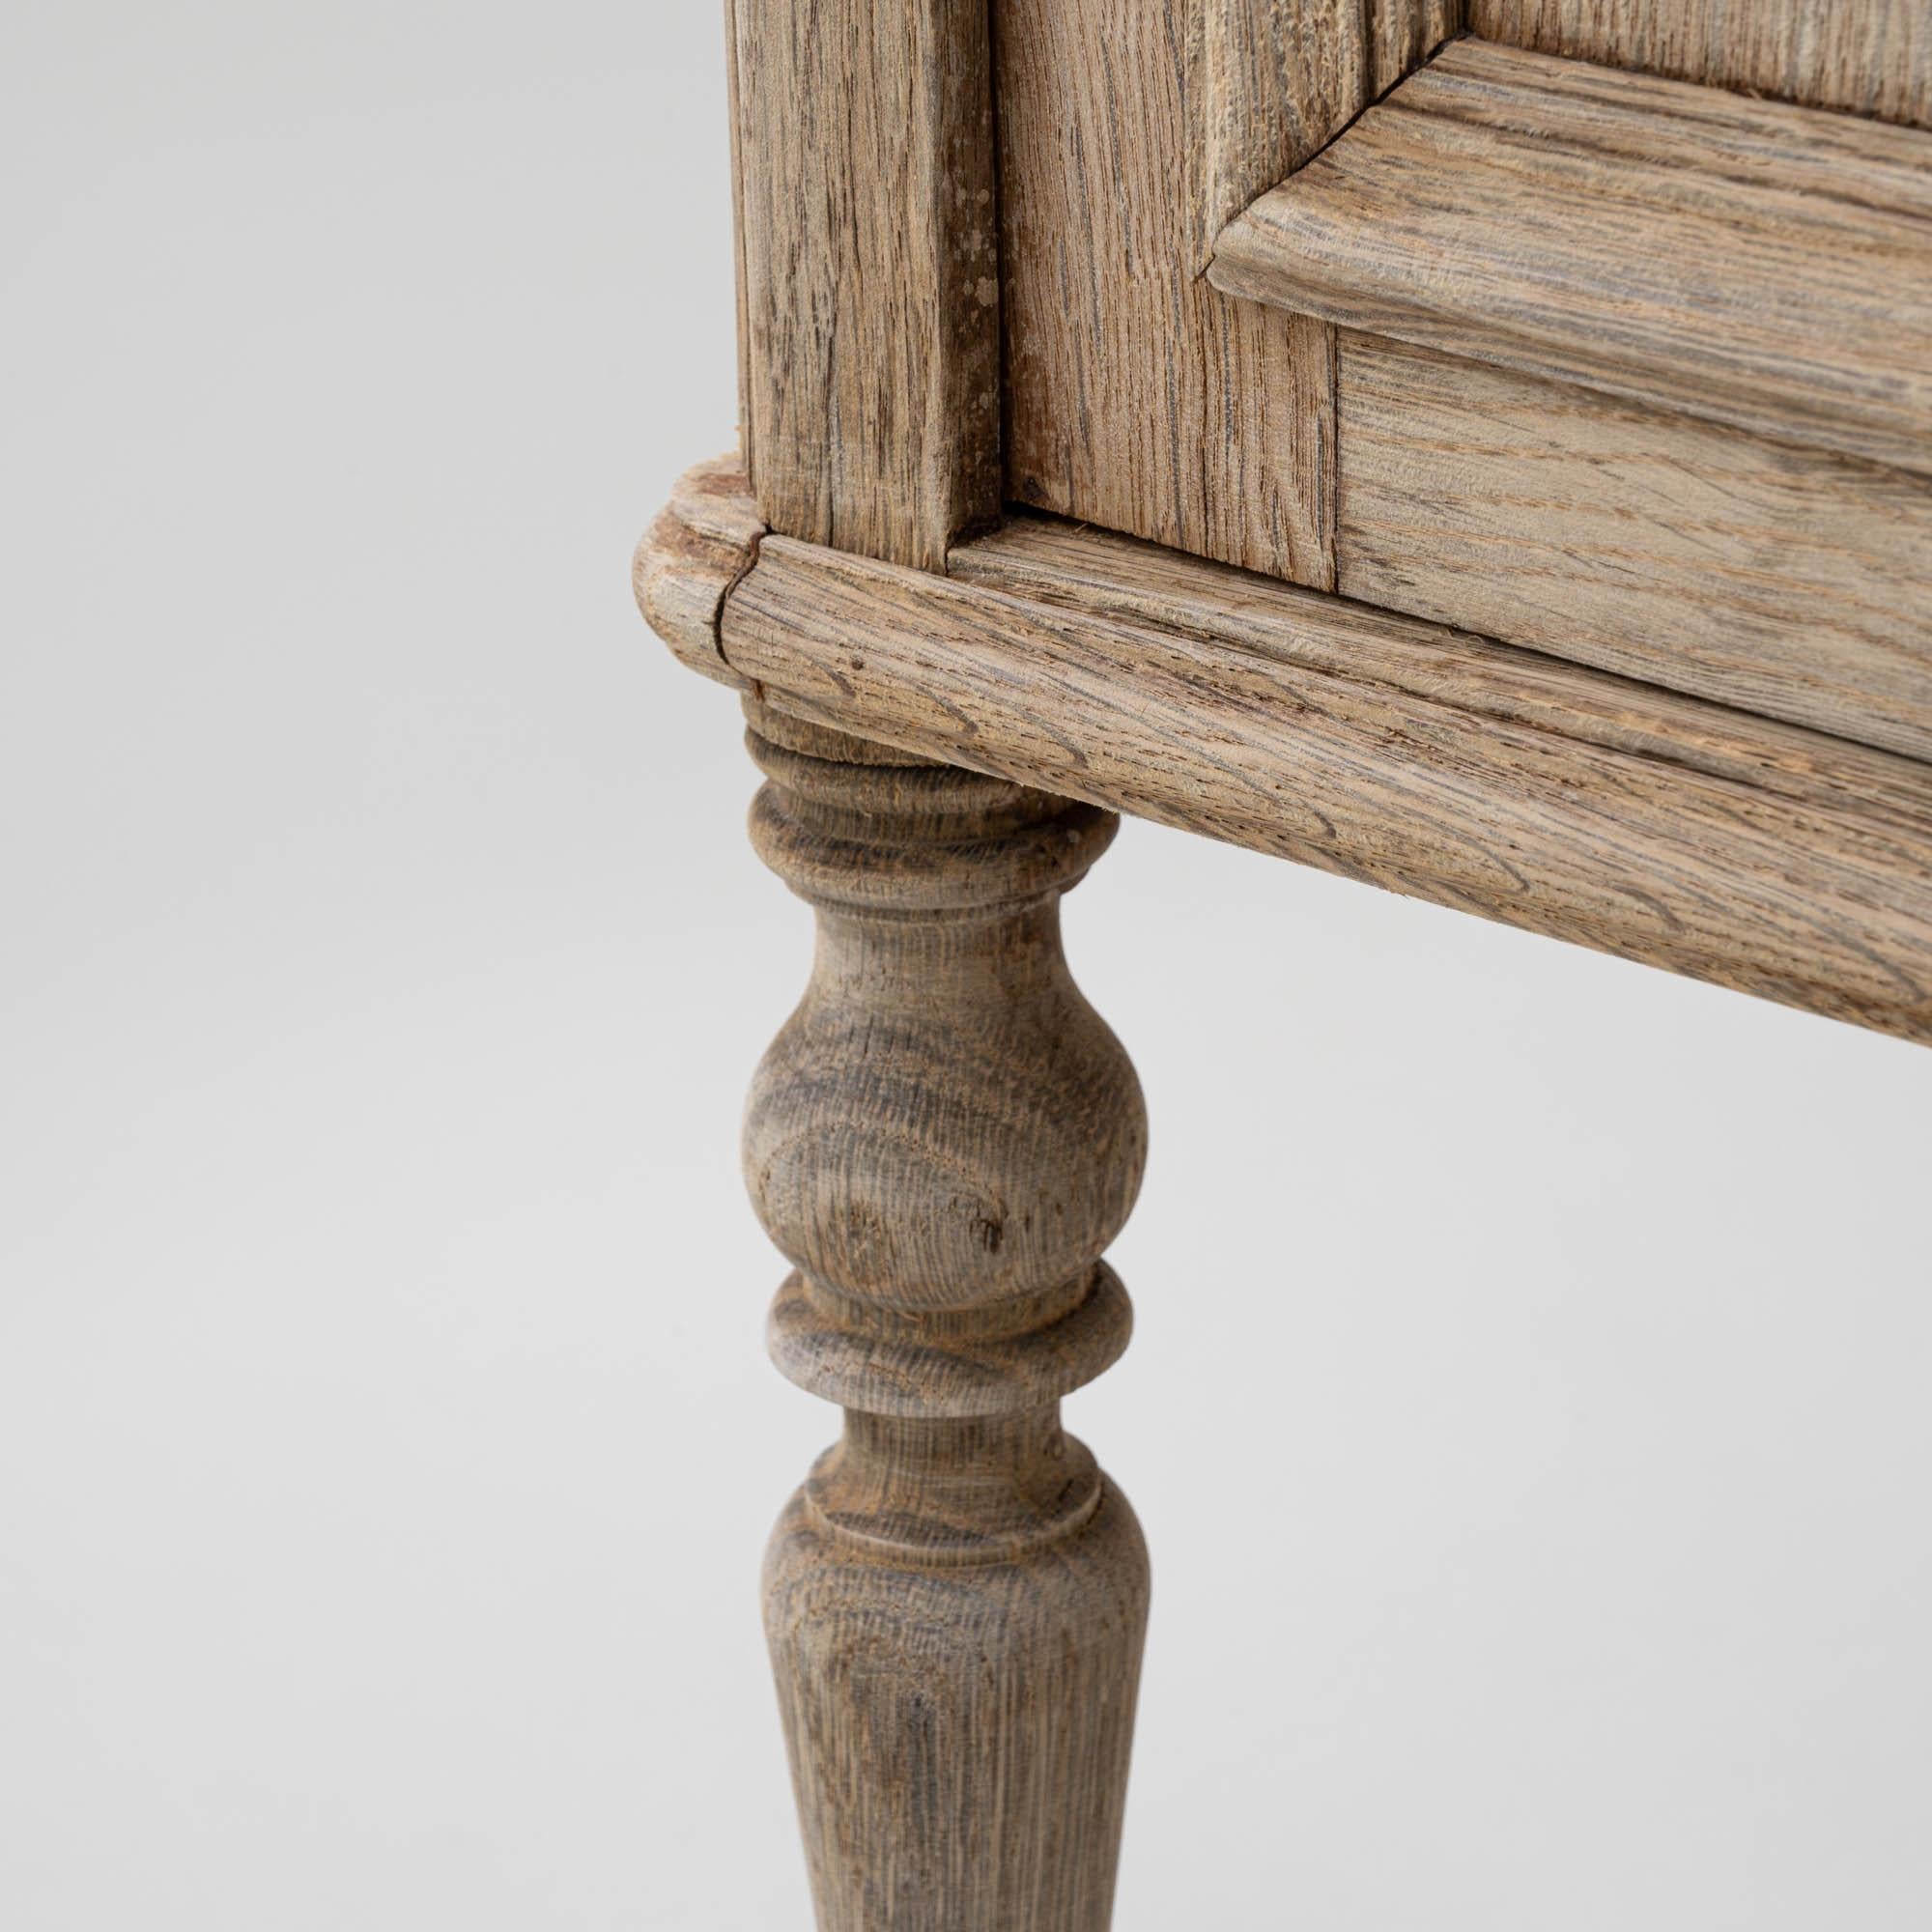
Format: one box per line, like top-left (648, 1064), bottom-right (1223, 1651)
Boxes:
top-left (739, 701), bottom-right (1151, 1931)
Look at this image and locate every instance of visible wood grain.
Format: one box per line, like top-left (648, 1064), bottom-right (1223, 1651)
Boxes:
top-left (1336, 335), bottom-right (1932, 761)
top-left (629, 455), bottom-right (763, 689)
top-left (700, 512), bottom-right (1932, 1044)
top-left (997, 0), bottom-right (1340, 586)
top-left (954, 514), bottom-right (1932, 838)
top-left (730, 0), bottom-right (1001, 570)
top-left (743, 704), bottom-right (1150, 1928)
top-left (996, 0), bottom-right (1454, 586)
top-left (1200, 0), bottom-right (1462, 243)
top-left (1470, 0), bottom-right (1932, 128)
top-left (722, 0), bottom-right (753, 468)
top-left (1210, 39), bottom-right (1932, 477)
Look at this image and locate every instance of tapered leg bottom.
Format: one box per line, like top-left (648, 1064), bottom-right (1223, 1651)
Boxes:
top-left (765, 1479), bottom-right (1149, 1932)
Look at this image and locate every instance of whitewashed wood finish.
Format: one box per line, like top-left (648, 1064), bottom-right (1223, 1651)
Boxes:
top-left (1211, 40), bottom-right (1932, 479)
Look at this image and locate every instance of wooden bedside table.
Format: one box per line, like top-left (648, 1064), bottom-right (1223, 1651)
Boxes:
top-left (636, 5), bottom-right (1932, 1924)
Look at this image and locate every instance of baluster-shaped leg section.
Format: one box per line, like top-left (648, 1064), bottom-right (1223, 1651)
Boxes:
top-left (741, 702), bottom-right (1151, 1932)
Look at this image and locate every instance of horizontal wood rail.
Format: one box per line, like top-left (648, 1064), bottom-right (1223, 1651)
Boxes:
top-left (1209, 39), bottom-right (1932, 478)
top-left (638, 465), bottom-right (1932, 1045)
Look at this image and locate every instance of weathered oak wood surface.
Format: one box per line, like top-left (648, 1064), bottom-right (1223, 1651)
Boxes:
top-left (1336, 335), bottom-right (1932, 761)
top-left (1470, 0), bottom-right (1932, 126)
top-left (996, 0), bottom-right (1339, 585)
top-left (1212, 40), bottom-right (1932, 480)
top-left (649, 2), bottom-right (1932, 1921)
top-left (744, 703), bottom-right (1150, 1930)
top-left (1200, 0), bottom-right (1460, 242)
top-left (729, 0), bottom-right (1001, 568)
top-left (629, 456), bottom-right (762, 688)
top-left (636, 469), bottom-right (1932, 1044)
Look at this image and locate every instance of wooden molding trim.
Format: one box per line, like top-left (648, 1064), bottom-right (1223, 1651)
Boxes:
top-left (729, 0), bottom-right (1001, 570)
top-left (1199, 0), bottom-right (1462, 248)
top-left (638, 466), bottom-right (1932, 1043)
top-left (1210, 40), bottom-right (1932, 479)
top-left (742, 709), bottom-right (1150, 1926)
top-left (995, 0), bottom-right (1457, 593)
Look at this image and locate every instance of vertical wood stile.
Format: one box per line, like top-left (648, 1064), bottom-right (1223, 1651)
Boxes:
top-left (729, 0), bottom-right (1003, 571)
top-left (742, 700), bottom-right (1151, 1930)
top-left (1467, 0), bottom-right (1932, 128)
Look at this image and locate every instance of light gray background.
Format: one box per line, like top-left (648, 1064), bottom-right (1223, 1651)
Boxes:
top-left (5, 6), bottom-right (1930, 1928)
